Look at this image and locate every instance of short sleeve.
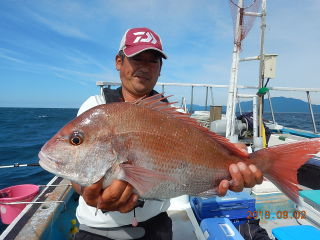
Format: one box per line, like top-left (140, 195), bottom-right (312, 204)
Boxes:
top-left (77, 95), bottom-right (106, 116)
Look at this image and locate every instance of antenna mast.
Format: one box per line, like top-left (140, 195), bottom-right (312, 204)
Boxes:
top-left (226, 0), bottom-right (263, 141)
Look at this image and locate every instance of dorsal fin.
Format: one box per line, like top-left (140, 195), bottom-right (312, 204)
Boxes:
top-left (132, 93), bottom-right (249, 161)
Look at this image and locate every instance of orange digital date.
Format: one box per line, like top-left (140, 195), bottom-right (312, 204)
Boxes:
top-left (247, 210), bottom-right (306, 219)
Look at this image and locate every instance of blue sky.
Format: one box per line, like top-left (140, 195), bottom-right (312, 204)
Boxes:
top-left (1, 0), bottom-right (320, 108)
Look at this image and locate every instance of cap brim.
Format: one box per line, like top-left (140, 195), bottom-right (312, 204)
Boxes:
top-left (123, 45), bottom-right (168, 59)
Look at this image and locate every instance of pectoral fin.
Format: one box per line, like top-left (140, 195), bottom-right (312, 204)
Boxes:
top-left (118, 164), bottom-right (185, 195)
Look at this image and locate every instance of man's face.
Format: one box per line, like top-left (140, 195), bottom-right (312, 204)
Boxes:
top-left (116, 50), bottom-right (162, 98)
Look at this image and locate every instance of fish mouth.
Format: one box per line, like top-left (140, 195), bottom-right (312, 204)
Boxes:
top-left (38, 151), bottom-right (90, 187)
top-left (38, 151), bottom-right (64, 171)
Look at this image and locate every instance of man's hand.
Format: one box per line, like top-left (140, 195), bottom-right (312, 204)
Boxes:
top-left (218, 143), bottom-right (263, 196)
top-left (72, 178), bottom-right (138, 213)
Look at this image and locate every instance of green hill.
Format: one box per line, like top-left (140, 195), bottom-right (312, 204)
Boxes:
top-left (188, 97), bottom-right (320, 113)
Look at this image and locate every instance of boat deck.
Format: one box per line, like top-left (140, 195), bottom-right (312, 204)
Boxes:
top-left (168, 210), bottom-right (199, 240)
top-left (260, 217), bottom-right (300, 239)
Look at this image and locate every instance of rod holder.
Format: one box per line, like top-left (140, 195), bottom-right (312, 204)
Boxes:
top-left (253, 136), bottom-right (263, 151)
top-left (228, 135), bottom-right (239, 143)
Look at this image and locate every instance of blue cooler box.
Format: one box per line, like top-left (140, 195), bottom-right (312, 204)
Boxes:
top-left (190, 190), bottom-right (256, 226)
top-left (272, 225), bottom-right (320, 240)
top-left (200, 218), bottom-right (244, 240)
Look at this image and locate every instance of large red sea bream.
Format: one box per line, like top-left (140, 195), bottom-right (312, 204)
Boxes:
top-left (39, 94), bottom-right (320, 205)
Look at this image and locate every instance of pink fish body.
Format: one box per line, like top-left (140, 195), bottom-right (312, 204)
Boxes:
top-left (39, 94), bottom-right (320, 205)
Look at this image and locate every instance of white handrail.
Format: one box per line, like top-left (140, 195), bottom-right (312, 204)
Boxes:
top-left (96, 81), bottom-right (320, 133)
top-left (96, 81), bottom-right (320, 92)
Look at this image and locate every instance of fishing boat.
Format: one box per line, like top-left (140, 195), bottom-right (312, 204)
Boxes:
top-left (1, 0), bottom-right (320, 239)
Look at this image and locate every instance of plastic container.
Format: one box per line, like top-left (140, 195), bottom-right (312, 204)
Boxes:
top-left (295, 191), bottom-right (320, 229)
top-left (200, 218), bottom-right (244, 240)
top-left (272, 225), bottom-right (320, 240)
top-left (0, 184), bottom-right (40, 224)
top-left (300, 190), bottom-right (320, 210)
top-left (297, 156), bottom-right (320, 189)
top-left (190, 190), bottom-right (255, 226)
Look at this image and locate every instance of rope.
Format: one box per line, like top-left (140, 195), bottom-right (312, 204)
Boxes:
top-left (229, 0), bottom-right (258, 9)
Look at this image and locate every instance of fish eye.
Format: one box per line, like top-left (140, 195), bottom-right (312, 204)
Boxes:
top-left (69, 132), bottom-right (84, 146)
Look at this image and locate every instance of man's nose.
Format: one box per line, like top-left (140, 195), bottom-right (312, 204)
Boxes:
top-left (140, 61), bottom-right (149, 72)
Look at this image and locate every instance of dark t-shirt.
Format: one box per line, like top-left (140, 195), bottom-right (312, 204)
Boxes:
top-left (103, 86), bottom-right (168, 103)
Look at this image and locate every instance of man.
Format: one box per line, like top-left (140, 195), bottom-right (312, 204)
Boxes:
top-left (73, 27), bottom-right (263, 240)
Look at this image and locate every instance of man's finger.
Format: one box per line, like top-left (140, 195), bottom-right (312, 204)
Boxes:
top-left (236, 162), bottom-right (256, 188)
top-left (234, 143), bottom-right (249, 157)
top-left (83, 177), bottom-right (104, 200)
top-left (98, 180), bottom-right (135, 212)
top-left (117, 194), bottom-right (139, 213)
top-left (218, 180), bottom-right (229, 197)
top-left (249, 164), bottom-right (264, 184)
top-left (228, 164), bottom-right (244, 192)
top-left (103, 180), bottom-right (130, 202)
top-left (100, 182), bottom-right (134, 209)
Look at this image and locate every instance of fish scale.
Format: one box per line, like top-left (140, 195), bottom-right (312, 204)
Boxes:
top-left (105, 105), bottom-right (235, 198)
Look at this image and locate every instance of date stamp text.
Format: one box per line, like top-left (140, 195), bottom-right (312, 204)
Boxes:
top-left (247, 211), bottom-right (306, 219)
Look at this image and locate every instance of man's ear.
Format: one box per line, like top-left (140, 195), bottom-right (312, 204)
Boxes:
top-left (159, 61), bottom-right (162, 76)
top-left (115, 54), bottom-right (122, 71)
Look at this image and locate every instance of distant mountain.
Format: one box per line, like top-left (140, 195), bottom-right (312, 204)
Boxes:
top-left (187, 97), bottom-right (320, 113)
top-left (238, 97), bottom-right (320, 113)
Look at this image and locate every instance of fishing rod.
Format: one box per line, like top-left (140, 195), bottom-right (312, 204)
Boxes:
top-left (0, 163), bottom-right (40, 169)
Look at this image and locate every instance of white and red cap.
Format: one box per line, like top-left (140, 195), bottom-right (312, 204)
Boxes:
top-left (119, 27), bottom-right (168, 59)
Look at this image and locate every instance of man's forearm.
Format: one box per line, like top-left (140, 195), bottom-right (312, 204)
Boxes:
top-left (71, 182), bottom-right (82, 195)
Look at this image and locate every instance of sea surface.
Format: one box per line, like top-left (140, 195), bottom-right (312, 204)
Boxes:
top-left (0, 107), bottom-right (78, 234)
top-left (0, 107), bottom-right (320, 234)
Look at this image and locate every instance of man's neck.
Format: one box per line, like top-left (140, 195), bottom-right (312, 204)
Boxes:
top-left (122, 88), bottom-right (151, 102)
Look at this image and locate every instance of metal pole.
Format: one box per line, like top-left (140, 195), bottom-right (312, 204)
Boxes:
top-left (267, 91), bottom-right (276, 124)
top-left (230, 89), bottom-right (239, 136)
top-left (205, 87), bottom-right (208, 111)
top-left (162, 85), bottom-right (164, 93)
top-left (100, 86), bottom-right (106, 101)
top-left (210, 87), bottom-right (214, 106)
top-left (306, 91), bottom-right (318, 133)
top-left (237, 98), bottom-right (242, 115)
top-left (191, 86), bottom-right (194, 113)
top-left (1, 201), bottom-right (67, 212)
top-left (239, 56), bottom-right (260, 62)
top-left (226, 0), bottom-right (243, 139)
top-left (258, 0), bottom-right (267, 137)
top-left (253, 96), bottom-right (258, 138)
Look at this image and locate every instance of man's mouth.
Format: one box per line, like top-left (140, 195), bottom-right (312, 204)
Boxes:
top-left (134, 75), bottom-right (150, 81)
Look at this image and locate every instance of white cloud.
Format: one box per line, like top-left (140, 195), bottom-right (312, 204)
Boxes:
top-left (0, 53), bottom-right (25, 63)
top-left (26, 9), bottom-right (90, 40)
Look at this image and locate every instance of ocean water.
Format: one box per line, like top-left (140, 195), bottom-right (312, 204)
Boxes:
top-left (0, 107), bottom-right (320, 234)
top-left (0, 107), bottom-right (78, 234)
top-left (263, 112), bottom-right (320, 131)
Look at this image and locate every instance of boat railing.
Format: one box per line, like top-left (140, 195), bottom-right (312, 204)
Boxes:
top-left (0, 200), bottom-right (67, 212)
top-left (96, 81), bottom-right (320, 134)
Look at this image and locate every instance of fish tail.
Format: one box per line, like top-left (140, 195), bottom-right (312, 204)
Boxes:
top-left (249, 138), bottom-right (320, 206)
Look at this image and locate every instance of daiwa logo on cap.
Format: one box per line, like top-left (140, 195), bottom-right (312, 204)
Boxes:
top-left (133, 32), bottom-right (157, 44)
top-left (119, 27), bottom-right (168, 59)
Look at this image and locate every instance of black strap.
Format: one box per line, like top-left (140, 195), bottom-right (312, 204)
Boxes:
top-left (101, 199), bottom-right (145, 214)
top-left (103, 86), bottom-right (169, 104)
